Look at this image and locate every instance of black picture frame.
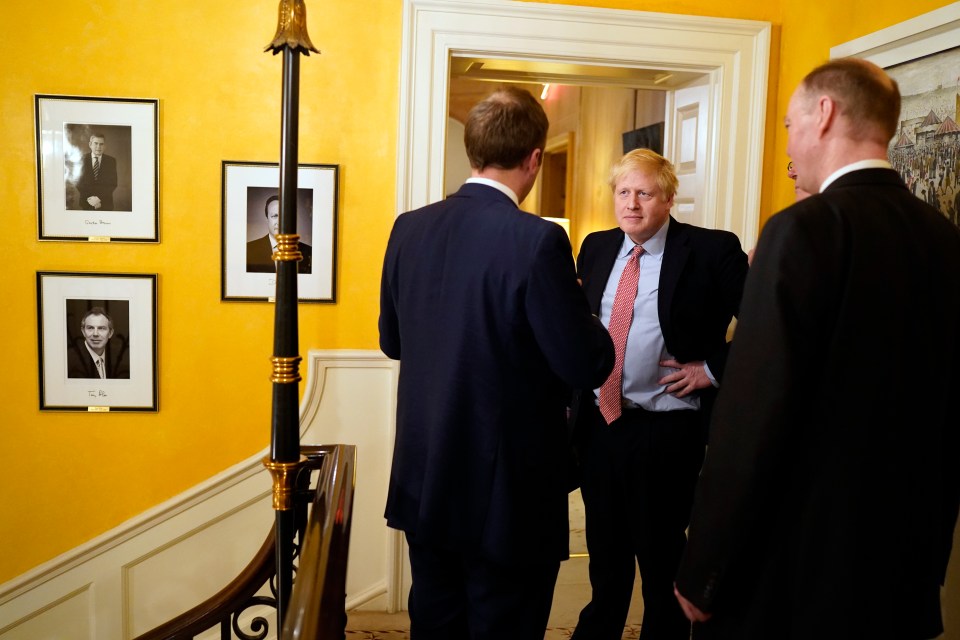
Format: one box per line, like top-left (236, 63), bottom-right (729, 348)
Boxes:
top-left (221, 161), bottom-right (339, 302)
top-left (35, 94), bottom-right (160, 242)
top-left (37, 271), bottom-right (158, 411)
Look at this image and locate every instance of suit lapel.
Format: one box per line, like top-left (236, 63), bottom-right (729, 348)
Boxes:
top-left (585, 231), bottom-right (623, 313)
top-left (84, 349), bottom-right (99, 378)
top-left (659, 217), bottom-right (689, 347)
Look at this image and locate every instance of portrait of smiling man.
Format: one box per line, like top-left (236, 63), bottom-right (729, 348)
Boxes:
top-left (66, 305), bottom-right (130, 380)
top-left (246, 192), bottom-right (313, 274)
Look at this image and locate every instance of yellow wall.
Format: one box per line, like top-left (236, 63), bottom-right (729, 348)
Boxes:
top-left (0, 0), bottom-right (954, 589)
top-left (0, 0), bottom-right (399, 582)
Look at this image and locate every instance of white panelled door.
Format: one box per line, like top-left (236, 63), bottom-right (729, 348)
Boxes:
top-left (664, 79), bottom-right (712, 228)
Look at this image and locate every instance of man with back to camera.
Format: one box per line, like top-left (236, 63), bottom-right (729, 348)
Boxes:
top-left (674, 58), bottom-right (960, 640)
top-left (76, 132), bottom-right (118, 211)
top-left (246, 194), bottom-right (313, 273)
top-left (67, 307), bottom-right (130, 379)
top-left (379, 85), bottom-right (615, 640)
top-left (570, 148), bottom-right (748, 640)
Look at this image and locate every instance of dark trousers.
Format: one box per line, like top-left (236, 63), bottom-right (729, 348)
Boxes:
top-left (406, 534), bottom-right (561, 640)
top-left (572, 403), bottom-right (705, 640)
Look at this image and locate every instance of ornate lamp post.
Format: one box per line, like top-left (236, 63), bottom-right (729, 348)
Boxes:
top-left (261, 0), bottom-right (319, 626)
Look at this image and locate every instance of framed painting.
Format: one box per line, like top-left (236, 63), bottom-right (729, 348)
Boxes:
top-left (221, 161), bottom-right (339, 302)
top-left (37, 271), bottom-right (158, 411)
top-left (832, 3), bottom-right (960, 226)
top-left (35, 94), bottom-right (159, 242)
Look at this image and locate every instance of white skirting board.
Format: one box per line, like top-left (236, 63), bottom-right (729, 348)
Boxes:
top-left (0, 350), bottom-right (401, 640)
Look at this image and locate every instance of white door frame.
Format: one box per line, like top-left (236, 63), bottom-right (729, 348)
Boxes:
top-left (396, 0), bottom-right (770, 248)
top-left (390, 0), bottom-right (771, 610)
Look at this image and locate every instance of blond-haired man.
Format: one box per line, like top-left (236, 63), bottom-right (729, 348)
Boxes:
top-left (571, 148), bottom-right (748, 640)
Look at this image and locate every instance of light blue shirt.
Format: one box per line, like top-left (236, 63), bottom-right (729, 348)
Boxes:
top-left (595, 219), bottom-right (700, 412)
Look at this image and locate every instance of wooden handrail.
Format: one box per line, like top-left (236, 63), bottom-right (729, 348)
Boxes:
top-left (133, 443), bottom-right (356, 640)
top-left (281, 444), bottom-right (356, 639)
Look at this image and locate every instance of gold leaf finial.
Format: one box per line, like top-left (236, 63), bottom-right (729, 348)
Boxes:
top-left (265, 0), bottom-right (320, 55)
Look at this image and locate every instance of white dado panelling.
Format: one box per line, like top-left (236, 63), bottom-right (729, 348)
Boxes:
top-left (0, 586), bottom-right (92, 640)
top-left (0, 350), bottom-right (399, 640)
top-left (124, 496), bottom-right (274, 636)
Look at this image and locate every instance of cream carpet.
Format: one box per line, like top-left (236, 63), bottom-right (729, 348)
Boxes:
top-left (344, 490), bottom-right (646, 639)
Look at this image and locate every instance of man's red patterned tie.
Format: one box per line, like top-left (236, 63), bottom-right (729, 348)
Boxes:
top-left (597, 245), bottom-right (643, 424)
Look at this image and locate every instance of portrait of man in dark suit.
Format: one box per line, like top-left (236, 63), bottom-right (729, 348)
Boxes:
top-left (570, 148), bottom-right (748, 640)
top-left (75, 132), bottom-right (118, 211)
top-left (674, 58), bottom-right (960, 640)
top-left (66, 305), bottom-right (130, 379)
top-left (64, 125), bottom-right (133, 212)
top-left (246, 192), bottom-right (313, 273)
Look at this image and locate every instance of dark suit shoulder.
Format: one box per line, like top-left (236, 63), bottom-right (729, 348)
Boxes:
top-left (66, 345), bottom-right (96, 378)
top-left (668, 218), bottom-right (742, 246)
top-left (580, 227), bottom-right (622, 248)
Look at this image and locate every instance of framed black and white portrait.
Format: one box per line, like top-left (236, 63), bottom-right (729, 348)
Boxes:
top-left (35, 94), bottom-right (159, 242)
top-left (221, 161), bottom-right (339, 302)
top-left (37, 271), bottom-right (158, 411)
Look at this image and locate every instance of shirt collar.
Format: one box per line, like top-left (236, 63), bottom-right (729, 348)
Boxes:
top-left (820, 159), bottom-right (892, 192)
top-left (465, 177), bottom-right (519, 206)
top-left (84, 341), bottom-right (104, 363)
top-left (618, 216), bottom-right (669, 258)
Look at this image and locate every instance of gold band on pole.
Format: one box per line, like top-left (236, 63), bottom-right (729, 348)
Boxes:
top-left (263, 456), bottom-right (306, 511)
top-left (273, 233), bottom-right (304, 263)
top-left (271, 355), bottom-right (302, 384)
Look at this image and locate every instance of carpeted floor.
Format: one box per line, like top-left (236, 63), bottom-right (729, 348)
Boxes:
top-left (344, 619), bottom-right (643, 640)
top-left (344, 490), bottom-right (646, 639)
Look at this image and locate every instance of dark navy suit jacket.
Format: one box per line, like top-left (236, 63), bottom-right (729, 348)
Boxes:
top-left (379, 182), bottom-right (614, 565)
top-left (66, 339), bottom-right (130, 379)
top-left (76, 153), bottom-right (118, 211)
top-left (676, 169), bottom-right (960, 639)
top-left (574, 217), bottom-right (748, 428)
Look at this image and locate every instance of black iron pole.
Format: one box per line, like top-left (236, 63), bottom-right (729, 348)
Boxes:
top-left (262, 0), bottom-right (319, 630)
top-left (272, 48), bottom-right (302, 461)
top-left (271, 46), bottom-right (302, 625)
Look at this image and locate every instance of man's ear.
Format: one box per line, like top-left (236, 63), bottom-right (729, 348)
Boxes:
top-left (528, 148), bottom-right (543, 170)
top-left (815, 95), bottom-right (836, 137)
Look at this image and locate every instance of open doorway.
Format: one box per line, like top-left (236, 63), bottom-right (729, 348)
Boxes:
top-left (444, 67), bottom-right (712, 249)
top-left (392, 0), bottom-right (771, 611)
top-left (540, 132), bottom-right (571, 220)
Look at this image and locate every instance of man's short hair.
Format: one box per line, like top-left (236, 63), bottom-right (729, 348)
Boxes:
top-left (89, 132), bottom-right (106, 142)
top-left (265, 194), bottom-right (279, 217)
top-left (81, 307), bottom-right (113, 331)
top-left (464, 85), bottom-right (549, 171)
top-left (609, 148), bottom-right (679, 201)
top-left (801, 58), bottom-right (901, 143)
